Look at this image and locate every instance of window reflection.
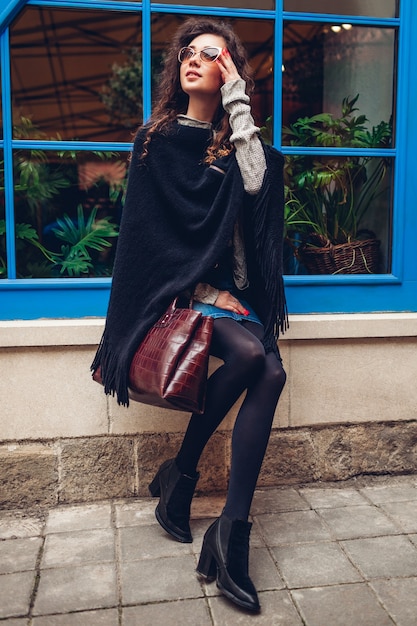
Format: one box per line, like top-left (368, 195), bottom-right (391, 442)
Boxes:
top-left (282, 23), bottom-right (395, 142)
top-left (284, 0), bottom-right (398, 18)
top-left (12, 147), bottom-right (127, 278)
top-left (162, 0), bottom-right (274, 8)
top-left (0, 71), bottom-right (2, 140)
top-left (283, 155), bottom-right (393, 275)
top-left (0, 150), bottom-right (5, 278)
top-left (10, 7), bottom-right (143, 141)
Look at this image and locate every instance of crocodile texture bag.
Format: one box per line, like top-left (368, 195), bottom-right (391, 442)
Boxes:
top-left (93, 298), bottom-right (213, 413)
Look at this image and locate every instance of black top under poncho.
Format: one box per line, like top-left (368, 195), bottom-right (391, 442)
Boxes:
top-left (92, 121), bottom-right (287, 406)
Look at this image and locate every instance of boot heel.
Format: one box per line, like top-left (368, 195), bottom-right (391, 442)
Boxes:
top-left (148, 473), bottom-right (161, 497)
top-left (196, 545), bottom-right (217, 581)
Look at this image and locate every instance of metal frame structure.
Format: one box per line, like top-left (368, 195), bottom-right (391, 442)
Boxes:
top-left (1, 0), bottom-right (416, 318)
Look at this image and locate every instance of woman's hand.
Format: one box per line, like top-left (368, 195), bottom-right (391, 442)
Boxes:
top-left (216, 48), bottom-right (241, 84)
top-left (214, 290), bottom-right (249, 316)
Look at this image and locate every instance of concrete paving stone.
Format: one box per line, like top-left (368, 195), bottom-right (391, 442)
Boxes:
top-left (191, 495), bottom-right (224, 519)
top-left (317, 504), bottom-right (400, 540)
top-left (209, 590), bottom-right (303, 625)
top-left (299, 487), bottom-right (369, 509)
top-left (33, 563), bottom-right (117, 615)
top-left (118, 524), bottom-right (193, 561)
top-left (41, 529), bottom-right (115, 568)
top-left (199, 546), bottom-right (285, 599)
top-left (120, 554), bottom-right (203, 605)
top-left (122, 599), bottom-right (212, 625)
top-left (251, 488), bottom-right (310, 515)
top-left (380, 501), bottom-right (417, 533)
top-left (251, 547), bottom-right (286, 592)
top-left (272, 542), bottom-right (362, 589)
top-left (32, 609), bottom-right (119, 626)
top-left (291, 583), bottom-right (394, 626)
top-left (0, 515), bottom-right (43, 539)
top-left (0, 571), bottom-right (35, 619)
top-left (341, 535), bottom-right (417, 579)
top-left (0, 536), bottom-right (42, 574)
top-left (409, 534), bottom-right (417, 548)
top-left (45, 504), bottom-right (112, 534)
top-left (0, 620), bottom-right (29, 625)
top-left (114, 499), bottom-right (156, 527)
top-left (255, 510), bottom-right (332, 546)
top-left (360, 485), bottom-right (417, 504)
top-left (370, 577), bottom-right (417, 626)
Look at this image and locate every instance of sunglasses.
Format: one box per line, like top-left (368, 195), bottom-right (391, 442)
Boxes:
top-left (178, 46), bottom-right (223, 64)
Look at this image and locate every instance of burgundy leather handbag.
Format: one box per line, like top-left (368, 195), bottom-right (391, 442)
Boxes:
top-left (94, 298), bottom-right (213, 414)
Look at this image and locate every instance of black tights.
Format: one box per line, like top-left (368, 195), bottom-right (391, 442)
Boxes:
top-left (175, 317), bottom-right (286, 521)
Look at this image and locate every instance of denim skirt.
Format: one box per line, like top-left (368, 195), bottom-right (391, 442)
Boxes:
top-left (192, 298), bottom-right (262, 325)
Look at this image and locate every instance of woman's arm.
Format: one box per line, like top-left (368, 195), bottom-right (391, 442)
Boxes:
top-left (221, 78), bottom-right (266, 195)
top-left (194, 283), bottom-right (219, 305)
top-left (194, 283), bottom-right (249, 315)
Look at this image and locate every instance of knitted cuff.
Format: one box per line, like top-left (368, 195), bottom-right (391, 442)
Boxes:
top-left (194, 283), bottom-right (219, 305)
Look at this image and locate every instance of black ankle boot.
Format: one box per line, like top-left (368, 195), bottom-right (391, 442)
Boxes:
top-left (148, 458), bottom-right (199, 543)
top-left (196, 513), bottom-right (260, 612)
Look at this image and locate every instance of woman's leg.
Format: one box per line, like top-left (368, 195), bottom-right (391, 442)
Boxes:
top-left (196, 321), bottom-right (286, 612)
top-left (175, 317), bottom-right (266, 477)
top-left (222, 321), bottom-right (286, 521)
top-left (150, 318), bottom-right (266, 542)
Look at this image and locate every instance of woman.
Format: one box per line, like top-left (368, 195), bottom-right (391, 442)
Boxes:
top-left (92, 17), bottom-right (287, 613)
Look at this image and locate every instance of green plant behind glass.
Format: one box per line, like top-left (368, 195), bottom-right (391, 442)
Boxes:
top-left (0, 117), bottom-right (122, 278)
top-left (263, 95), bottom-right (392, 245)
top-left (100, 48), bottom-right (162, 129)
top-left (0, 204), bottom-right (119, 278)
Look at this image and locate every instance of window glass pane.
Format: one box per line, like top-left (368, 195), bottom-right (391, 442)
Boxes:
top-left (161, 0), bottom-right (274, 8)
top-left (10, 7), bottom-right (142, 142)
top-left (13, 148), bottom-right (127, 278)
top-left (284, 0), bottom-right (398, 18)
top-left (0, 69), bottom-right (2, 140)
top-left (0, 150), bottom-right (6, 278)
top-left (282, 23), bottom-right (395, 146)
top-left (283, 155), bottom-right (393, 275)
top-left (151, 14), bottom-right (274, 129)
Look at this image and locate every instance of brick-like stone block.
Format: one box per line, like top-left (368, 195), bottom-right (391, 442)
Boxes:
top-left (196, 432), bottom-right (229, 494)
top-left (258, 429), bottom-right (318, 486)
top-left (313, 421), bottom-right (417, 481)
top-left (137, 432), bottom-right (183, 497)
top-left (136, 431), bottom-right (229, 496)
top-left (0, 444), bottom-right (57, 509)
top-left (60, 437), bottom-right (135, 503)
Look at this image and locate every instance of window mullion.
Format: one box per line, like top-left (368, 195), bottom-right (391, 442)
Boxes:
top-left (1, 27), bottom-right (17, 280)
top-left (142, 0), bottom-right (151, 123)
top-left (273, 0), bottom-right (283, 148)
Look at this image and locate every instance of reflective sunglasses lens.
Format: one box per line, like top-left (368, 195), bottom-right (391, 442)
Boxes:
top-left (179, 47), bottom-right (194, 63)
top-left (200, 47), bottom-right (221, 62)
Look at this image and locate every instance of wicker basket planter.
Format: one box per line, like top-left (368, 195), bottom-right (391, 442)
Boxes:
top-left (297, 234), bottom-right (381, 275)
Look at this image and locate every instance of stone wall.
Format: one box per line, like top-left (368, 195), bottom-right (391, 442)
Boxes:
top-left (1, 313), bottom-right (416, 509)
top-left (2, 421), bottom-right (417, 510)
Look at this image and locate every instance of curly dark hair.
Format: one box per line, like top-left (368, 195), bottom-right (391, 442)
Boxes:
top-left (139, 17), bottom-right (253, 163)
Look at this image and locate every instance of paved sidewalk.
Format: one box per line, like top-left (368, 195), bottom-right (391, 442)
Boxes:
top-left (2, 474), bottom-right (417, 625)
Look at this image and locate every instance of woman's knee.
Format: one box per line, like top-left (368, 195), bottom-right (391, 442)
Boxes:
top-left (232, 334), bottom-right (265, 376)
top-left (264, 355), bottom-right (287, 391)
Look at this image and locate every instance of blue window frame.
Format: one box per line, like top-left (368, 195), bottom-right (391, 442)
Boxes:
top-left (1, 0), bottom-right (416, 319)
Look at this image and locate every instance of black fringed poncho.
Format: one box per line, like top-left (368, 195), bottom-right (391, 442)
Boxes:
top-left (92, 121), bottom-right (287, 406)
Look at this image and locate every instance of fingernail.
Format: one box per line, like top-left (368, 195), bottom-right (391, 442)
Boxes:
top-left (244, 309), bottom-right (250, 316)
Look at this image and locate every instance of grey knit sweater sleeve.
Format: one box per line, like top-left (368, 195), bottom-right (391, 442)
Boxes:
top-left (221, 78), bottom-right (266, 195)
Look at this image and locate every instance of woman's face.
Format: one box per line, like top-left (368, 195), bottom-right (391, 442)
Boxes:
top-left (179, 33), bottom-right (226, 99)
